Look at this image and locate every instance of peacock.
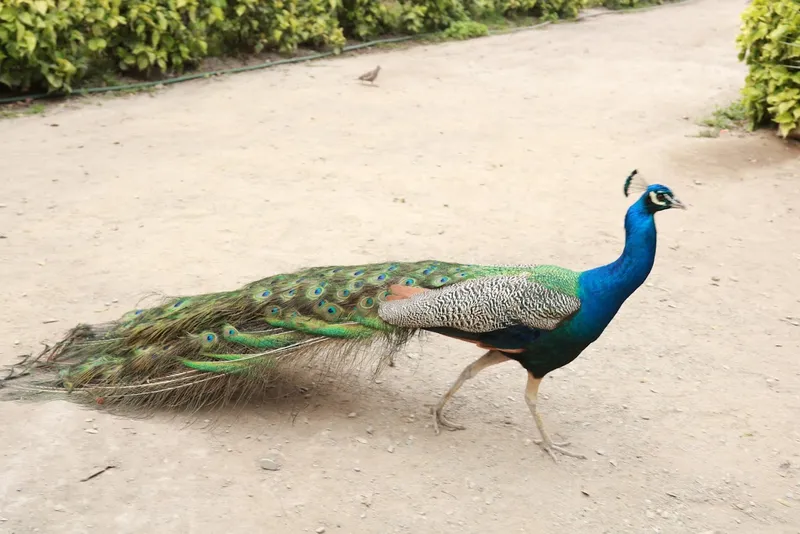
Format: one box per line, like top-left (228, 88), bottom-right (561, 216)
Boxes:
top-left (1, 170), bottom-right (685, 461)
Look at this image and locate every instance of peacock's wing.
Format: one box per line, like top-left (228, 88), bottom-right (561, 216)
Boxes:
top-left (377, 274), bottom-right (581, 334)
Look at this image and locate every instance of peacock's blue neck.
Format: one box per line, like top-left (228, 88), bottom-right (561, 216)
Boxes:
top-left (579, 198), bottom-right (657, 314)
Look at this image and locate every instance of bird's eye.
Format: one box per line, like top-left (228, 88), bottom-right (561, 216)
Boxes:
top-left (656, 192), bottom-right (667, 201)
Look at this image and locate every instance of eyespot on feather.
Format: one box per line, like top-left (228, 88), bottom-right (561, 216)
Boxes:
top-left (222, 325), bottom-right (239, 339)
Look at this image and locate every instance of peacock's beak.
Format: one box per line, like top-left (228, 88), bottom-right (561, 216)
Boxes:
top-left (670, 196), bottom-right (687, 210)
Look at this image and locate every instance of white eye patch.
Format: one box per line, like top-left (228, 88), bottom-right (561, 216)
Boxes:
top-left (649, 191), bottom-right (668, 206)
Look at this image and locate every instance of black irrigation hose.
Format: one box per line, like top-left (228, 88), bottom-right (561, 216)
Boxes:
top-left (0, 0), bottom-right (699, 105)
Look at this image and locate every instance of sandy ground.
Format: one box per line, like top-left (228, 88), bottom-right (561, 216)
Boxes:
top-left (1, 0), bottom-right (800, 532)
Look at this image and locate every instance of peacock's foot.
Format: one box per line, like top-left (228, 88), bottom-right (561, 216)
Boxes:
top-left (533, 437), bottom-right (586, 462)
top-left (525, 373), bottom-right (587, 463)
top-left (532, 438), bottom-right (571, 447)
top-left (431, 405), bottom-right (466, 435)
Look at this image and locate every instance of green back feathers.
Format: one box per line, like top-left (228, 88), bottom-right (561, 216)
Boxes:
top-left (527, 265), bottom-right (580, 297)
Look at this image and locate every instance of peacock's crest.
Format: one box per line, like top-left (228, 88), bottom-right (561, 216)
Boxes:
top-left (623, 169), bottom-right (650, 198)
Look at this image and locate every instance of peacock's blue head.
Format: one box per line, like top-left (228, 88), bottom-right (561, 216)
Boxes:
top-left (624, 170), bottom-right (686, 214)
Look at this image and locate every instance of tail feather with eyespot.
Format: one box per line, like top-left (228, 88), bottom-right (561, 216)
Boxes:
top-left (1, 260), bottom-right (489, 410)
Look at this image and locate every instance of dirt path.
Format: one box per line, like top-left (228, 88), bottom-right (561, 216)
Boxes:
top-left (1, 0), bottom-right (799, 532)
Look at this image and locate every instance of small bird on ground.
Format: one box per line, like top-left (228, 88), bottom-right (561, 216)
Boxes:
top-left (357, 65), bottom-right (381, 85)
top-left (2, 170), bottom-right (684, 462)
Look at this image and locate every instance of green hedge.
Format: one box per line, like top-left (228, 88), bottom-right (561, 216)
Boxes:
top-left (737, 0), bottom-right (800, 138)
top-left (583, 0), bottom-right (671, 8)
top-left (0, 0), bottom-right (581, 95)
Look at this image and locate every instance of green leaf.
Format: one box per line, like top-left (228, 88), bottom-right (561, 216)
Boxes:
top-left (44, 71), bottom-right (63, 89)
top-left (137, 54), bottom-right (149, 71)
top-left (87, 37), bottom-right (107, 51)
top-left (33, 0), bottom-right (48, 14)
top-left (0, 7), bottom-right (16, 22)
top-left (23, 31), bottom-right (37, 51)
top-left (775, 111), bottom-right (795, 125)
top-left (18, 11), bottom-right (34, 26)
top-left (56, 58), bottom-right (77, 75)
top-left (235, 4), bottom-right (246, 16)
top-left (0, 71), bottom-right (15, 88)
top-left (778, 121), bottom-right (795, 137)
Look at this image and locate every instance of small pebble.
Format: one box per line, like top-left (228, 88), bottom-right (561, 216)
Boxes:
top-left (645, 510), bottom-right (656, 519)
top-left (356, 438), bottom-right (367, 444)
top-left (366, 426), bottom-right (374, 435)
top-left (85, 428), bottom-right (98, 434)
top-left (387, 445), bottom-right (395, 453)
top-left (595, 449), bottom-right (605, 456)
top-left (348, 412), bottom-right (357, 418)
top-left (354, 467), bottom-right (361, 472)
top-left (259, 458), bottom-right (280, 471)
top-left (316, 527), bottom-right (326, 533)
top-left (53, 505), bottom-right (66, 512)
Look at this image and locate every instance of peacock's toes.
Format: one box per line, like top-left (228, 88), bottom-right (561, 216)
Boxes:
top-left (430, 405), bottom-right (466, 435)
top-left (534, 437), bottom-right (587, 462)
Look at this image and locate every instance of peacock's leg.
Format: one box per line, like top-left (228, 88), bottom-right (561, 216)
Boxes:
top-left (525, 373), bottom-right (586, 462)
top-left (431, 350), bottom-right (509, 434)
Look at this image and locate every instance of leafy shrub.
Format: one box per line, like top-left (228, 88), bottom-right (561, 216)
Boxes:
top-left (442, 19), bottom-right (487, 39)
top-left (221, 0), bottom-right (344, 54)
top-left (397, 2), bottom-right (426, 33)
top-left (538, 0), bottom-right (580, 19)
top-left (0, 0), bottom-right (116, 92)
top-left (112, 0), bottom-right (220, 75)
top-left (296, 0), bottom-right (346, 50)
top-left (737, 0), bottom-right (800, 138)
top-left (461, 0), bottom-right (495, 19)
top-left (600, 0), bottom-right (669, 8)
top-left (401, 0), bottom-right (467, 31)
top-left (493, 0), bottom-right (538, 17)
top-left (338, 0), bottom-right (392, 40)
